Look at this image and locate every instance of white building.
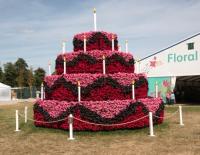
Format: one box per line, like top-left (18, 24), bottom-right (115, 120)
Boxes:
top-left (138, 33), bottom-right (200, 103)
top-left (0, 82), bottom-right (11, 101)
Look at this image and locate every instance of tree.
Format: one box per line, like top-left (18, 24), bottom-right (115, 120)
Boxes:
top-left (16, 68), bottom-right (24, 98)
top-left (15, 58), bottom-right (29, 86)
top-left (0, 67), bottom-right (3, 82)
top-left (34, 67), bottom-right (45, 89)
top-left (27, 67), bottom-right (34, 98)
top-left (3, 62), bottom-right (17, 87)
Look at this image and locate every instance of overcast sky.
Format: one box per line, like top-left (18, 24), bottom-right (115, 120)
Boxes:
top-left (0, 0), bottom-right (200, 72)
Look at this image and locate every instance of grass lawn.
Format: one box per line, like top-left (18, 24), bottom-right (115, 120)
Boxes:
top-left (0, 102), bottom-right (199, 155)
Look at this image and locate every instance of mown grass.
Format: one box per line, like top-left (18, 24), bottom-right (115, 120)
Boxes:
top-left (0, 102), bottom-right (199, 155)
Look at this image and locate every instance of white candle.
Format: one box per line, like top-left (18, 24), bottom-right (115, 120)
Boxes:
top-left (132, 80), bottom-right (135, 100)
top-left (78, 81), bottom-right (81, 102)
top-left (41, 83), bottom-right (44, 100)
top-left (62, 41), bottom-right (66, 54)
top-left (155, 81), bottom-right (158, 98)
top-left (112, 35), bottom-right (114, 51)
top-left (84, 35), bottom-right (86, 52)
top-left (63, 57), bottom-right (66, 74)
top-left (125, 40), bottom-right (128, 53)
top-left (103, 55), bottom-right (106, 74)
top-left (48, 61), bottom-right (51, 76)
top-left (93, 8), bottom-right (97, 31)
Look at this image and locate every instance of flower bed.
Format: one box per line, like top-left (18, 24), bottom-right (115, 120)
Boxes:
top-left (44, 73), bottom-right (148, 101)
top-left (56, 51), bottom-right (135, 74)
top-left (73, 31), bottom-right (118, 51)
top-left (33, 98), bottom-right (164, 131)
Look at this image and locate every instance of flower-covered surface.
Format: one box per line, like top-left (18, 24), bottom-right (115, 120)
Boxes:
top-left (44, 73), bottom-right (148, 101)
top-left (56, 50), bottom-right (134, 74)
top-left (34, 98), bottom-right (164, 131)
top-left (73, 31), bottom-right (118, 51)
top-left (34, 30), bottom-right (165, 131)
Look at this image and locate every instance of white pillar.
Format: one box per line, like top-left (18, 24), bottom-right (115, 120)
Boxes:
top-left (64, 57), bottom-right (66, 74)
top-left (155, 81), bottom-right (158, 98)
top-left (15, 110), bottom-right (20, 132)
top-left (68, 114), bottom-right (75, 140)
top-left (179, 106), bottom-right (184, 126)
top-left (84, 35), bottom-right (86, 52)
top-left (132, 80), bottom-right (135, 100)
top-left (41, 83), bottom-right (44, 100)
top-left (149, 112), bottom-right (155, 136)
top-left (25, 106), bottom-right (28, 123)
top-left (112, 35), bottom-right (114, 51)
top-left (125, 40), bottom-right (128, 53)
top-left (62, 41), bottom-right (66, 54)
top-left (48, 61), bottom-right (51, 76)
top-left (78, 81), bottom-right (81, 102)
top-left (103, 55), bottom-right (106, 74)
top-left (93, 8), bottom-right (97, 31)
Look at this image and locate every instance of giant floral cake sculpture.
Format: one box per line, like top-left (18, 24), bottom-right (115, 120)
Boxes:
top-left (33, 31), bottom-right (164, 131)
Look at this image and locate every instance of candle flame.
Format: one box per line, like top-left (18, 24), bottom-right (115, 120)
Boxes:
top-left (102, 55), bottom-right (105, 59)
top-left (132, 80), bottom-right (135, 85)
top-left (77, 81), bottom-right (80, 86)
top-left (93, 8), bottom-right (96, 13)
top-left (112, 34), bottom-right (114, 39)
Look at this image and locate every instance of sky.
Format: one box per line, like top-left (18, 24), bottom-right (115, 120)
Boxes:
top-left (0, 0), bottom-right (200, 72)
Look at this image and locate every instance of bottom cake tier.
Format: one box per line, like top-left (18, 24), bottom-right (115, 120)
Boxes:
top-left (33, 98), bottom-right (164, 131)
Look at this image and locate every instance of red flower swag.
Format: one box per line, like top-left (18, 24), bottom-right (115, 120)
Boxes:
top-left (45, 83), bottom-right (148, 101)
top-left (34, 98), bottom-right (164, 131)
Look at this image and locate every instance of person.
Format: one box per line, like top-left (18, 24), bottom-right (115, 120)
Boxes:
top-left (166, 92), bottom-right (171, 104)
top-left (170, 92), bottom-right (176, 104)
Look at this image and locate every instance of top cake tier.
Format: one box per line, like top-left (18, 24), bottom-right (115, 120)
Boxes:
top-left (73, 31), bottom-right (118, 51)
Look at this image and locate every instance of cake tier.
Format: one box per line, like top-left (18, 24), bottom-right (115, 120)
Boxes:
top-left (34, 98), bottom-right (164, 131)
top-left (73, 31), bottom-right (118, 51)
top-left (44, 73), bottom-right (148, 101)
top-left (56, 50), bottom-right (134, 74)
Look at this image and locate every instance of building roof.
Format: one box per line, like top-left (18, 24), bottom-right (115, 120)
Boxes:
top-left (140, 33), bottom-right (200, 61)
top-left (0, 83), bottom-right (11, 88)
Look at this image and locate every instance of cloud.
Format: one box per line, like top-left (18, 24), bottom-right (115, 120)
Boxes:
top-left (0, 0), bottom-right (200, 71)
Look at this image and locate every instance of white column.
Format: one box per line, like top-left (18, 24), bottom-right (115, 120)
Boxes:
top-left (84, 35), bottom-right (87, 52)
top-left (179, 106), bottom-right (184, 126)
top-left (112, 35), bottom-right (114, 51)
top-left (41, 83), bottom-right (44, 100)
top-left (125, 40), bottom-right (128, 53)
top-left (25, 106), bottom-right (28, 123)
top-left (78, 81), bottom-right (81, 102)
top-left (93, 8), bottom-right (97, 31)
top-left (149, 112), bottom-right (155, 136)
top-left (132, 80), bottom-right (135, 100)
top-left (68, 114), bottom-right (75, 140)
top-left (15, 110), bottom-right (20, 132)
top-left (62, 41), bottom-right (66, 54)
top-left (63, 57), bottom-right (66, 74)
top-left (103, 55), bottom-right (106, 74)
top-left (48, 61), bottom-right (51, 76)
top-left (155, 81), bottom-right (158, 98)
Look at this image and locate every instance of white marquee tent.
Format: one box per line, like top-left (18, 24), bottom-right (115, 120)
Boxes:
top-left (0, 83), bottom-right (11, 101)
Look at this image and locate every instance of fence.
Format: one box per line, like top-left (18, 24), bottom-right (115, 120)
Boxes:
top-left (11, 87), bottom-right (37, 99)
top-left (15, 106), bottom-right (184, 140)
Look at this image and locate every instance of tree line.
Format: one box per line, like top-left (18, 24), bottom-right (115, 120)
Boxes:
top-left (0, 58), bottom-right (46, 91)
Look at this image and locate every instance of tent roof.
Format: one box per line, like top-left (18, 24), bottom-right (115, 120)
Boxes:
top-left (0, 83), bottom-right (11, 88)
